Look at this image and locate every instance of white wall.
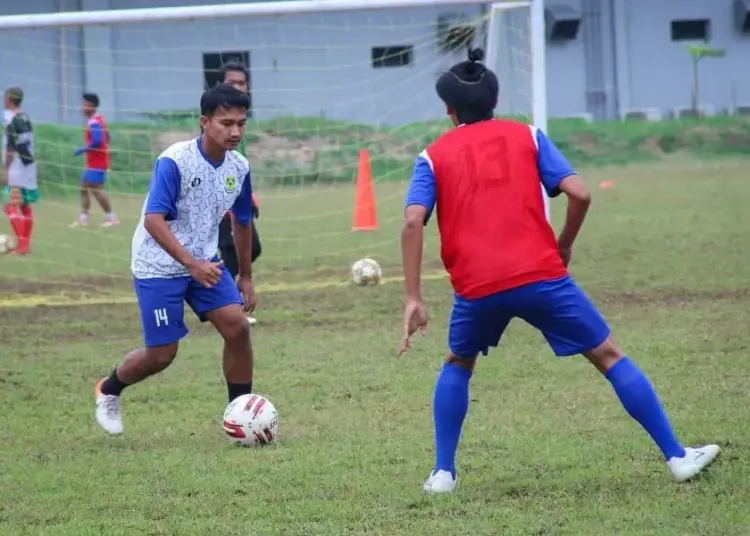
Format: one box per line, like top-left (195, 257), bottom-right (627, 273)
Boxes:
top-left (0, 1), bottom-right (84, 124)
top-left (108, 0), bottom-right (479, 125)
top-left (2, 0), bottom-right (749, 125)
top-left (625, 0), bottom-right (750, 112)
top-left (545, 0), bottom-right (587, 117)
top-left (0, 0), bottom-right (583, 125)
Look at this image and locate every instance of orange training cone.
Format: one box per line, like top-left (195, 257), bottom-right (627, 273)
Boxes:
top-left (351, 148), bottom-right (378, 231)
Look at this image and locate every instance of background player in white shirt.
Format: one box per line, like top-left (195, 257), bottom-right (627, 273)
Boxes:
top-left (3, 86), bottom-right (38, 255)
top-left (94, 84), bottom-right (257, 435)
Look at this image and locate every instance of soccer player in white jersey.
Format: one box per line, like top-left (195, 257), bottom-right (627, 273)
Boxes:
top-left (94, 84), bottom-right (257, 435)
top-left (3, 87), bottom-right (38, 256)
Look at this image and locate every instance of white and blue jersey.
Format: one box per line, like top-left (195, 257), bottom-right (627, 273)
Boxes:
top-left (131, 137), bottom-right (254, 347)
top-left (131, 137), bottom-right (253, 279)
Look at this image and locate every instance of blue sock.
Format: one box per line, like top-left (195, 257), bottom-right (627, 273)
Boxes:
top-left (433, 362), bottom-right (472, 476)
top-left (605, 357), bottom-right (686, 460)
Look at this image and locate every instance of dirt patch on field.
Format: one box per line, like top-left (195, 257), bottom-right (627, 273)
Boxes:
top-left (640, 136), bottom-right (664, 156)
top-left (570, 133), bottom-right (602, 155)
top-left (597, 288), bottom-right (750, 308)
top-left (151, 127), bottom-right (417, 171)
top-left (368, 131), bottom-right (419, 161)
top-left (245, 132), bottom-right (331, 168)
top-left (688, 125), bottom-right (722, 142)
top-left (0, 302), bottom-right (140, 344)
top-left (154, 130), bottom-right (199, 152)
top-left (0, 274), bottom-right (131, 296)
top-left (154, 129), bottom-right (335, 168)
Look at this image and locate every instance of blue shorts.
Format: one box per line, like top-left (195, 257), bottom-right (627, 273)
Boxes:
top-left (134, 267), bottom-right (242, 347)
top-left (81, 169), bottom-right (106, 185)
top-left (449, 276), bottom-right (611, 358)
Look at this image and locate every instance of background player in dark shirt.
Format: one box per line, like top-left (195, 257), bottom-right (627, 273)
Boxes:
top-left (216, 61), bottom-right (262, 324)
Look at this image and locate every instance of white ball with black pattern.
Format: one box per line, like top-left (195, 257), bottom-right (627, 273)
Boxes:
top-left (351, 258), bottom-right (382, 286)
top-left (0, 234), bottom-right (17, 254)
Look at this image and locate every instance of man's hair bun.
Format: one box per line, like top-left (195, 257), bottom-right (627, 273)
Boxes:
top-left (467, 47), bottom-right (485, 63)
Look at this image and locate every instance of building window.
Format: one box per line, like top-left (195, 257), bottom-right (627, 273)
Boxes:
top-left (371, 46), bottom-right (413, 68)
top-left (670, 19), bottom-right (710, 41)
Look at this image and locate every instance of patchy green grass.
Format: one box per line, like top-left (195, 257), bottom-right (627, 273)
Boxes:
top-left (30, 115), bottom-right (750, 194)
top-left (1, 158), bottom-right (749, 535)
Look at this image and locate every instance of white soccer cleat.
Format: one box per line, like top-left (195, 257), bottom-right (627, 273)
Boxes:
top-left (423, 470), bottom-right (457, 494)
top-left (95, 379), bottom-right (124, 435)
top-left (667, 445), bottom-right (720, 482)
top-left (247, 314), bottom-right (257, 325)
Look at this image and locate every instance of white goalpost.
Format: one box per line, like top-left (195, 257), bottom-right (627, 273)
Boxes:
top-left (0, 0), bottom-right (548, 302)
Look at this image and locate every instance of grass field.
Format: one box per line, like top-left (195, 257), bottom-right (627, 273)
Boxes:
top-left (28, 115), bottom-right (750, 193)
top-left (1, 157), bottom-right (750, 535)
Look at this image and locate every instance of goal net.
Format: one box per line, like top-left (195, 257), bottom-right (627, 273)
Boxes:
top-left (0, 0), bottom-right (544, 307)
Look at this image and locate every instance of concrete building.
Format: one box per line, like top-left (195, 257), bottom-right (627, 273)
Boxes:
top-left (0, 0), bottom-right (748, 125)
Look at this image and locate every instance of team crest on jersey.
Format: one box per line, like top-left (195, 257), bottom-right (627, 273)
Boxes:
top-left (224, 175), bottom-right (236, 193)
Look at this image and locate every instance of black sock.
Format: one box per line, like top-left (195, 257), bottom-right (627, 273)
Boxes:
top-left (100, 367), bottom-right (129, 397)
top-left (227, 382), bottom-right (252, 403)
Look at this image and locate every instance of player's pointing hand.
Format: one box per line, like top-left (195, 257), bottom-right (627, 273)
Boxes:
top-left (399, 298), bottom-right (428, 356)
top-left (189, 260), bottom-right (223, 288)
top-left (237, 276), bottom-right (257, 313)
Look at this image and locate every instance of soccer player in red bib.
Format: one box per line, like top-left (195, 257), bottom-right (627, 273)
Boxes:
top-left (72, 92), bottom-right (118, 228)
top-left (400, 48), bottom-right (720, 494)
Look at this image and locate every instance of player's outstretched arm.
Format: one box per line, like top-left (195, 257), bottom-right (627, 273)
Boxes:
top-left (402, 152), bottom-right (436, 301)
top-left (75, 123), bottom-right (103, 156)
top-left (534, 127), bottom-right (591, 264)
top-left (4, 121), bottom-right (16, 181)
top-left (231, 172), bottom-right (254, 280)
top-left (398, 153), bottom-right (436, 355)
top-left (143, 158), bottom-right (203, 272)
top-left (402, 204), bottom-right (426, 299)
top-left (10, 114), bottom-right (34, 166)
top-left (231, 172), bottom-right (258, 312)
top-left (144, 214), bottom-right (200, 269)
top-left (557, 174), bottom-right (591, 255)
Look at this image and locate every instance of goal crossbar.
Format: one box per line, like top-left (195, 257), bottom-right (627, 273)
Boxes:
top-left (0, 0), bottom-right (530, 30)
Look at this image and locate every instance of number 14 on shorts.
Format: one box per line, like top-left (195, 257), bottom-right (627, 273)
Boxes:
top-left (154, 308), bottom-right (169, 327)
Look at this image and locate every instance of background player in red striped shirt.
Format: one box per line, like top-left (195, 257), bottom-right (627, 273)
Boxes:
top-left (72, 93), bottom-right (118, 228)
top-left (400, 48), bottom-right (720, 495)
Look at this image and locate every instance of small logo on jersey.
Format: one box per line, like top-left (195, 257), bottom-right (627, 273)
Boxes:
top-left (224, 175), bottom-right (236, 193)
top-left (191, 177), bottom-right (201, 187)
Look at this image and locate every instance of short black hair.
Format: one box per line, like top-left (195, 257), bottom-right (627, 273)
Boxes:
top-left (219, 61), bottom-right (249, 84)
top-left (5, 86), bottom-right (23, 106)
top-left (82, 92), bottom-right (100, 107)
top-left (435, 48), bottom-right (499, 124)
top-left (200, 83), bottom-right (250, 116)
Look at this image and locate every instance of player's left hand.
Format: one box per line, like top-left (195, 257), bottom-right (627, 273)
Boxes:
top-left (237, 276), bottom-right (257, 313)
top-left (558, 245), bottom-right (572, 267)
top-left (73, 147), bottom-right (84, 157)
top-left (399, 298), bottom-right (428, 356)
